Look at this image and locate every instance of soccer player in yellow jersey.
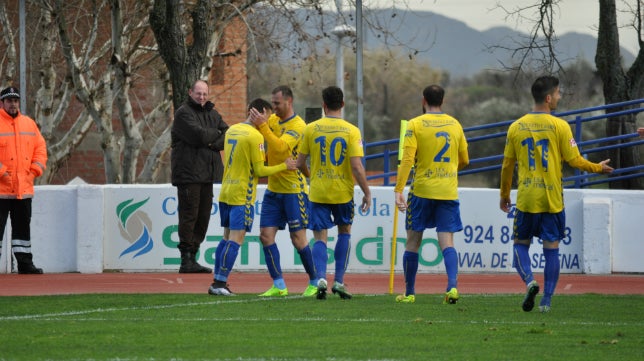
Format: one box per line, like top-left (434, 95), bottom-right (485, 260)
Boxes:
top-left (249, 86), bottom-right (318, 297)
top-left (394, 85), bottom-right (469, 305)
top-left (296, 86), bottom-right (371, 300)
top-left (500, 76), bottom-right (613, 312)
top-left (208, 99), bottom-right (297, 296)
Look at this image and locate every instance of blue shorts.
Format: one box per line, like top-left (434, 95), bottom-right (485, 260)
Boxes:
top-left (219, 202), bottom-right (255, 232)
top-left (259, 190), bottom-right (309, 232)
top-left (513, 209), bottom-right (565, 241)
top-left (405, 195), bottom-right (463, 233)
top-left (308, 200), bottom-right (355, 231)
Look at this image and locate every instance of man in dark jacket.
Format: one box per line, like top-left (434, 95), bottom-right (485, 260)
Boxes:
top-left (171, 79), bottom-right (228, 273)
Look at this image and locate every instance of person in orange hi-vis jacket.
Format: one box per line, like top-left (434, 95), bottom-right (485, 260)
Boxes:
top-left (0, 86), bottom-right (48, 274)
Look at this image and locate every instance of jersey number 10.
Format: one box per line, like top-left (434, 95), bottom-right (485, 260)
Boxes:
top-left (315, 136), bottom-right (347, 166)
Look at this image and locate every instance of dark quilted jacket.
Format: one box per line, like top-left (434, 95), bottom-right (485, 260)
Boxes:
top-left (171, 97), bottom-right (229, 185)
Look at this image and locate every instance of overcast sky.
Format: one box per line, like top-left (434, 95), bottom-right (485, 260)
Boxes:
top-left (402, 0), bottom-right (639, 54)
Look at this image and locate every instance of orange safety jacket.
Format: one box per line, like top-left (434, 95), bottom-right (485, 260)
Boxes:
top-left (0, 109), bottom-right (47, 199)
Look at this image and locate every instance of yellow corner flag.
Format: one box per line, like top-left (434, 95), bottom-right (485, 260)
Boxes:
top-left (389, 120), bottom-right (408, 294)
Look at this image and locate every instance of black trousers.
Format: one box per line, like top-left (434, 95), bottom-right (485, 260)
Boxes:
top-left (176, 184), bottom-right (213, 253)
top-left (0, 198), bottom-right (33, 261)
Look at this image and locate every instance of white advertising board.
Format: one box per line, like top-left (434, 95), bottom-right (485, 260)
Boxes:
top-left (102, 186), bottom-right (585, 274)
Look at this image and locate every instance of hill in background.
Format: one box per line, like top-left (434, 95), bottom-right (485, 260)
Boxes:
top-left (325, 9), bottom-right (636, 78)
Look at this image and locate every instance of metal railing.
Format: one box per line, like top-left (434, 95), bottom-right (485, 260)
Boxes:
top-left (365, 99), bottom-right (644, 188)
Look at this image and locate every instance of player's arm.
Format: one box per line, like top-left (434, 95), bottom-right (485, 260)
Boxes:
top-left (394, 144), bottom-right (415, 194)
top-left (457, 130), bottom-right (469, 171)
top-left (393, 144), bottom-right (415, 212)
top-left (298, 159), bottom-right (310, 178)
top-left (256, 122), bottom-right (291, 154)
top-left (499, 157), bottom-right (515, 213)
top-left (254, 159), bottom-right (295, 178)
top-left (296, 152), bottom-right (310, 177)
top-left (560, 123), bottom-right (613, 174)
top-left (458, 148), bottom-right (469, 171)
top-left (350, 156), bottom-right (371, 213)
top-left (567, 156), bottom-right (613, 174)
top-left (250, 108), bottom-right (293, 155)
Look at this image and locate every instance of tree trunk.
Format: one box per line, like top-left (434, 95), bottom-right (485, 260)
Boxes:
top-left (138, 126), bottom-right (172, 183)
top-left (55, 0), bottom-right (121, 183)
top-left (26, 1), bottom-right (97, 185)
top-left (44, 110), bottom-right (94, 184)
top-left (111, 0), bottom-right (142, 184)
top-left (34, 5), bottom-right (57, 135)
top-left (97, 71), bottom-right (121, 184)
top-left (150, 0), bottom-right (194, 109)
top-left (0, 2), bottom-right (17, 85)
top-left (595, 0), bottom-right (643, 189)
top-left (150, 0), bottom-right (255, 108)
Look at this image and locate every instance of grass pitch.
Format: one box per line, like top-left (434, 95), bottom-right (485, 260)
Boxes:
top-left (0, 293), bottom-right (642, 361)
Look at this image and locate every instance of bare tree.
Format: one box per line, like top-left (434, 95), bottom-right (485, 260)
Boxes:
top-left (2, 0), bottom-right (425, 184)
top-left (149, 0), bottom-right (261, 109)
top-left (34, 1), bottom-right (93, 184)
top-left (498, 0), bottom-right (643, 189)
top-left (0, 0), bottom-right (173, 184)
top-left (0, 1), bottom-right (87, 184)
top-left (595, 0), bottom-right (643, 189)
top-left (110, 0), bottom-right (173, 183)
top-left (0, 2), bottom-right (18, 85)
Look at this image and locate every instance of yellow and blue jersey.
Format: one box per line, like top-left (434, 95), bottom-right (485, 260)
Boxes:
top-left (299, 116), bottom-right (364, 204)
top-left (503, 112), bottom-right (581, 213)
top-left (219, 122), bottom-right (267, 206)
top-left (263, 113), bottom-right (308, 194)
top-left (395, 112), bottom-right (468, 200)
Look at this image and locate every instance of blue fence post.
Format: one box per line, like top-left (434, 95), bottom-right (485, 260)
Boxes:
top-left (383, 146), bottom-right (390, 186)
top-left (574, 115), bottom-right (583, 188)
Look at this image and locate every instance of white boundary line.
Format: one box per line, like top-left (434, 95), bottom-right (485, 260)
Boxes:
top-left (1, 295), bottom-right (642, 327)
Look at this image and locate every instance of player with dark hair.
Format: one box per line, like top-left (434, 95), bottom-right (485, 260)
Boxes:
top-left (208, 99), bottom-right (297, 295)
top-left (500, 75), bottom-right (613, 312)
top-left (394, 84), bottom-right (469, 304)
top-left (249, 85), bottom-right (318, 297)
top-left (296, 86), bottom-right (371, 300)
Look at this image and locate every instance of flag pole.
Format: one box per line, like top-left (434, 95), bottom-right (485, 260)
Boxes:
top-left (389, 120), bottom-right (407, 294)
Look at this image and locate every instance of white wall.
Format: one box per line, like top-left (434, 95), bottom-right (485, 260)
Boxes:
top-left (0, 185), bottom-right (641, 274)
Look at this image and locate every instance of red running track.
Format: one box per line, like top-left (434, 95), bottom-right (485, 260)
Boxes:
top-left (1, 272), bottom-right (642, 296)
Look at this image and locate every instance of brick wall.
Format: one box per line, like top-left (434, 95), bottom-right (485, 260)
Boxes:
top-left (53, 20), bottom-right (248, 185)
top-left (209, 18), bottom-right (248, 125)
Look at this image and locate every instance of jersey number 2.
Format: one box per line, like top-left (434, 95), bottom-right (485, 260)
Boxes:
top-left (433, 131), bottom-right (451, 162)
